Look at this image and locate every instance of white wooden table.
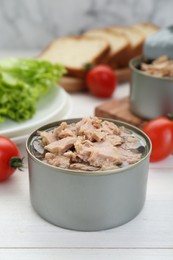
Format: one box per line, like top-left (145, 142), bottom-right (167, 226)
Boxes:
top-left (0, 51), bottom-right (173, 259)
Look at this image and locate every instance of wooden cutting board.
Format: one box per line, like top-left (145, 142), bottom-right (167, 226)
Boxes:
top-left (95, 97), bottom-right (148, 128)
top-left (59, 68), bottom-right (131, 92)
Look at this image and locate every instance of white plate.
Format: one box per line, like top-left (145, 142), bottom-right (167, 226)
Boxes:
top-left (0, 86), bottom-right (68, 138)
top-left (11, 94), bottom-right (72, 144)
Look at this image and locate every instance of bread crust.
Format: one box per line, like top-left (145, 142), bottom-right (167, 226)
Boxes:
top-left (65, 42), bottom-right (110, 78)
top-left (105, 29), bottom-right (131, 68)
top-left (39, 35), bottom-right (110, 78)
top-left (108, 27), bottom-right (144, 65)
top-left (38, 22), bottom-right (159, 79)
top-left (132, 22), bottom-right (159, 32)
top-left (84, 29), bottom-right (130, 68)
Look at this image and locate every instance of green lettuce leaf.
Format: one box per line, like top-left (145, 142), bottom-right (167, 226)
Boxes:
top-left (0, 58), bottom-right (66, 122)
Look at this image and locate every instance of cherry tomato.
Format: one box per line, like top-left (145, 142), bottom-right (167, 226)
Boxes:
top-left (86, 65), bottom-right (117, 98)
top-left (143, 117), bottom-right (173, 162)
top-left (0, 136), bottom-right (23, 182)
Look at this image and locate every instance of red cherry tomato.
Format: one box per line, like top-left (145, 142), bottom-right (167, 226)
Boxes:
top-left (143, 117), bottom-right (173, 162)
top-left (86, 65), bottom-right (117, 98)
top-left (0, 136), bottom-right (22, 182)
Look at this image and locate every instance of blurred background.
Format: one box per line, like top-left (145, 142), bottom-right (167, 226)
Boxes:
top-left (0, 0), bottom-right (172, 51)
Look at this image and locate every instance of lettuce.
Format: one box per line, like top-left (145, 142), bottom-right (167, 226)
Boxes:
top-left (0, 58), bottom-right (66, 122)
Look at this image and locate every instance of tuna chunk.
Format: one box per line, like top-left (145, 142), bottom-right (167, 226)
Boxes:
top-left (92, 130), bottom-right (106, 142)
top-left (101, 164), bottom-right (119, 171)
top-left (57, 123), bottom-right (77, 139)
top-left (121, 135), bottom-right (141, 150)
top-left (105, 134), bottom-right (123, 146)
top-left (64, 151), bottom-right (82, 163)
top-left (76, 116), bottom-right (101, 129)
top-left (119, 126), bottom-right (131, 136)
top-left (75, 117), bottom-right (88, 130)
top-left (101, 121), bottom-right (120, 135)
top-left (54, 122), bottom-right (77, 139)
top-left (69, 163), bottom-right (100, 171)
top-left (45, 137), bottom-right (77, 154)
top-left (118, 147), bottom-right (142, 164)
top-left (38, 131), bottom-right (57, 144)
top-left (75, 138), bottom-right (121, 167)
top-left (74, 139), bottom-right (94, 161)
top-left (88, 141), bottom-right (122, 167)
top-left (53, 122), bottom-right (68, 138)
top-left (38, 117), bottom-right (144, 171)
top-left (44, 153), bottom-right (70, 168)
top-left (76, 117), bottom-right (105, 141)
top-left (58, 128), bottom-right (75, 139)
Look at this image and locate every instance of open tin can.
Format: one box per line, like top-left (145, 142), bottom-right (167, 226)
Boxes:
top-left (130, 56), bottom-right (173, 120)
top-left (26, 118), bottom-right (151, 231)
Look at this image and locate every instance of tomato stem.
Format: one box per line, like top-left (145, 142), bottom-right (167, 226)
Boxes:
top-left (167, 113), bottom-right (173, 120)
top-left (9, 156), bottom-right (24, 171)
top-left (84, 63), bottom-right (94, 72)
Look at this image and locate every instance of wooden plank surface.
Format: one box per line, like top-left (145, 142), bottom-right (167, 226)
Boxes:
top-left (95, 97), bottom-right (148, 128)
top-left (59, 68), bottom-right (131, 93)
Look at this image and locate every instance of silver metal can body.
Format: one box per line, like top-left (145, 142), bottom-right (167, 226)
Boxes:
top-left (26, 119), bottom-right (151, 231)
top-left (130, 56), bottom-right (173, 120)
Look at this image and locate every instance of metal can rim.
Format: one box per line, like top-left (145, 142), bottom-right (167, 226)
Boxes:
top-left (26, 117), bottom-right (152, 176)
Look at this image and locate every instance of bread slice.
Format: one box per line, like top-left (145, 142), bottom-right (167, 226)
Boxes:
top-left (84, 29), bottom-right (130, 68)
top-left (108, 26), bottom-right (144, 61)
top-left (39, 36), bottom-right (110, 78)
top-left (132, 22), bottom-right (159, 38)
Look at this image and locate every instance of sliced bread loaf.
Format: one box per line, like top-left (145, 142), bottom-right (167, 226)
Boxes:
top-left (84, 29), bottom-right (130, 68)
top-left (132, 22), bottom-right (159, 38)
top-left (39, 36), bottom-right (110, 78)
top-left (108, 26), bottom-right (144, 61)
